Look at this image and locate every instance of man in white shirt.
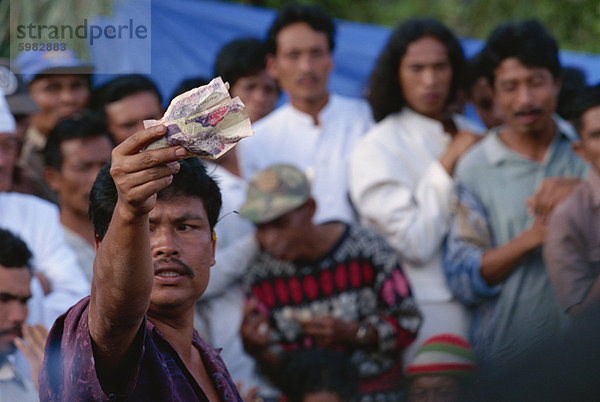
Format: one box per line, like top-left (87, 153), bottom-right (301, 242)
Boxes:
top-left (0, 90), bottom-right (88, 329)
top-left (238, 4), bottom-right (374, 224)
top-left (349, 18), bottom-right (481, 365)
top-left (43, 112), bottom-right (114, 282)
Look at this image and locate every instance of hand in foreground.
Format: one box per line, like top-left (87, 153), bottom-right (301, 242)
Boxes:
top-left (440, 130), bottom-right (483, 175)
top-left (240, 298), bottom-right (271, 357)
top-left (300, 314), bottom-right (358, 348)
top-left (14, 323), bottom-right (49, 391)
top-left (109, 124), bottom-right (187, 219)
top-left (526, 177), bottom-right (581, 220)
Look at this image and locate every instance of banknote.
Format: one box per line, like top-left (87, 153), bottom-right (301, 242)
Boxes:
top-left (143, 77), bottom-right (253, 159)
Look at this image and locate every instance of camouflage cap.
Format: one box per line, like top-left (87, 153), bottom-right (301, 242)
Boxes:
top-left (240, 164), bottom-right (310, 224)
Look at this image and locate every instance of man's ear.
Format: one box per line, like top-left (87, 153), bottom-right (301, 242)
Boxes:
top-left (94, 234), bottom-right (101, 251)
top-left (209, 231), bottom-right (216, 267)
top-left (305, 198), bottom-right (317, 219)
top-left (572, 141), bottom-right (588, 162)
top-left (43, 167), bottom-right (61, 193)
top-left (265, 53), bottom-right (278, 81)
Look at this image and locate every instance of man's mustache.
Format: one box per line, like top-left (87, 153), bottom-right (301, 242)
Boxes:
top-left (153, 257), bottom-right (195, 278)
top-left (514, 107), bottom-right (543, 117)
top-left (0, 326), bottom-right (21, 337)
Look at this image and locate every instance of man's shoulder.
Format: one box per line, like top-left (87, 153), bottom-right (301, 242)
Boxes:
top-left (455, 134), bottom-right (496, 182)
top-left (550, 179), bottom-right (593, 227)
top-left (329, 93), bottom-right (371, 113)
top-left (0, 191), bottom-right (58, 212)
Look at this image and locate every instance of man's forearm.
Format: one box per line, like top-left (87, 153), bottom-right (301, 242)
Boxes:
top-left (90, 203), bottom-right (153, 332)
top-left (480, 228), bottom-right (541, 286)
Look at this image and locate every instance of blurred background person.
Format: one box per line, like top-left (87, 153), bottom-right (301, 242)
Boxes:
top-left (91, 74), bottom-right (163, 144)
top-left (14, 48), bottom-right (92, 203)
top-left (43, 112), bottom-right (114, 282)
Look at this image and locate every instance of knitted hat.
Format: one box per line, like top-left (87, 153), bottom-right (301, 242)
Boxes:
top-left (405, 333), bottom-right (478, 379)
top-left (240, 164), bottom-right (310, 224)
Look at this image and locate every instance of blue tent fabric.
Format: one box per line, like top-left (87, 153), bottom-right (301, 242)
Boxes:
top-left (89, 0), bottom-right (600, 107)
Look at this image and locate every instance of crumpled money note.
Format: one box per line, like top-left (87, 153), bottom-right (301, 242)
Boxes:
top-left (143, 76), bottom-right (253, 159)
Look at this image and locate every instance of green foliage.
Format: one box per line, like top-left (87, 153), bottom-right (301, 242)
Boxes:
top-left (1, 0), bottom-right (114, 58)
top-left (238, 0), bottom-right (600, 53)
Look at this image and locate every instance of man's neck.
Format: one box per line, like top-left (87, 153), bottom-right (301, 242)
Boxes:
top-left (289, 92), bottom-right (330, 126)
top-left (60, 210), bottom-right (96, 246)
top-left (149, 308), bottom-right (221, 400)
top-left (499, 119), bottom-right (557, 162)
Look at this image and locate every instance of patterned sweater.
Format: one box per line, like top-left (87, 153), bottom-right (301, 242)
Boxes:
top-left (245, 223), bottom-right (422, 399)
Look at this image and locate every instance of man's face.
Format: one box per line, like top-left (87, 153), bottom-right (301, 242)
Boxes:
top-left (0, 265), bottom-right (31, 356)
top-left (105, 91), bottom-right (163, 144)
top-left (255, 202), bottom-right (313, 261)
top-left (267, 22), bottom-right (333, 106)
top-left (0, 132), bottom-right (19, 192)
top-left (46, 135), bottom-right (113, 218)
top-left (408, 375), bottom-right (462, 402)
top-left (493, 58), bottom-right (560, 137)
top-left (398, 36), bottom-right (453, 120)
top-left (149, 196), bottom-right (215, 312)
top-left (574, 105), bottom-right (600, 172)
top-left (231, 71), bottom-right (279, 123)
top-left (28, 74), bottom-right (89, 135)
top-left (470, 77), bottom-right (504, 129)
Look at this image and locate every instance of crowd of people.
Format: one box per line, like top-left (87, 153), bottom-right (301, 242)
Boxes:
top-left (0, 3), bottom-right (599, 401)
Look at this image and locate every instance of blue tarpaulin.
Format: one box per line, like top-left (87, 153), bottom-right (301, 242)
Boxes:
top-left (90, 0), bottom-right (600, 107)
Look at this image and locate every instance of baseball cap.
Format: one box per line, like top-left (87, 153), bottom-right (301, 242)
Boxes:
top-left (239, 164), bottom-right (310, 224)
top-left (0, 59), bottom-right (38, 115)
top-left (13, 47), bottom-right (94, 84)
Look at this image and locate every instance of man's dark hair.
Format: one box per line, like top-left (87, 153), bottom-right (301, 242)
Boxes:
top-left (89, 158), bottom-right (222, 240)
top-left (266, 4), bottom-right (335, 55)
top-left (368, 18), bottom-right (465, 122)
top-left (278, 349), bottom-right (359, 402)
top-left (569, 84), bottom-right (600, 133)
top-left (0, 228), bottom-right (32, 271)
top-left (558, 66), bottom-right (588, 120)
top-left (464, 49), bottom-right (488, 94)
top-left (215, 38), bottom-right (269, 88)
top-left (91, 74), bottom-right (162, 110)
top-left (482, 20), bottom-right (560, 86)
top-left (169, 76), bottom-right (210, 101)
top-left (44, 111), bottom-right (114, 170)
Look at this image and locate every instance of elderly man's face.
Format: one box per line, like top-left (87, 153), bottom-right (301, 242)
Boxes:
top-left (0, 265), bottom-right (31, 356)
top-left (255, 202), bottom-right (314, 261)
top-left (0, 132), bottom-right (19, 192)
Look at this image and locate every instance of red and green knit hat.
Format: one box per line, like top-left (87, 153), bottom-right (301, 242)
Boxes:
top-left (405, 333), bottom-right (479, 379)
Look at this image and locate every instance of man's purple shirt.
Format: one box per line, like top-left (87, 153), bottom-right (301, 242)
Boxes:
top-left (38, 297), bottom-right (242, 401)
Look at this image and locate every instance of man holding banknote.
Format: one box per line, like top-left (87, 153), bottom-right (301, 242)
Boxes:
top-left (38, 124), bottom-right (242, 401)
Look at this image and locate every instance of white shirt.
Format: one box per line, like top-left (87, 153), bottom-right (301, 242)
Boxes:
top-left (238, 94), bottom-right (374, 224)
top-left (0, 192), bottom-right (89, 328)
top-left (350, 108), bottom-right (480, 303)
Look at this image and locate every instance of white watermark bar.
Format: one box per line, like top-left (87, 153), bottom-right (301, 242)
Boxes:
top-left (10, 0), bottom-right (151, 75)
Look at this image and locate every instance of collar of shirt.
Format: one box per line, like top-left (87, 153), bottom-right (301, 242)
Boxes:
top-left (398, 107), bottom-right (452, 147)
top-left (286, 94), bottom-right (338, 128)
top-left (483, 116), bottom-right (574, 166)
top-left (587, 168), bottom-right (600, 208)
top-left (24, 125), bottom-right (46, 151)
